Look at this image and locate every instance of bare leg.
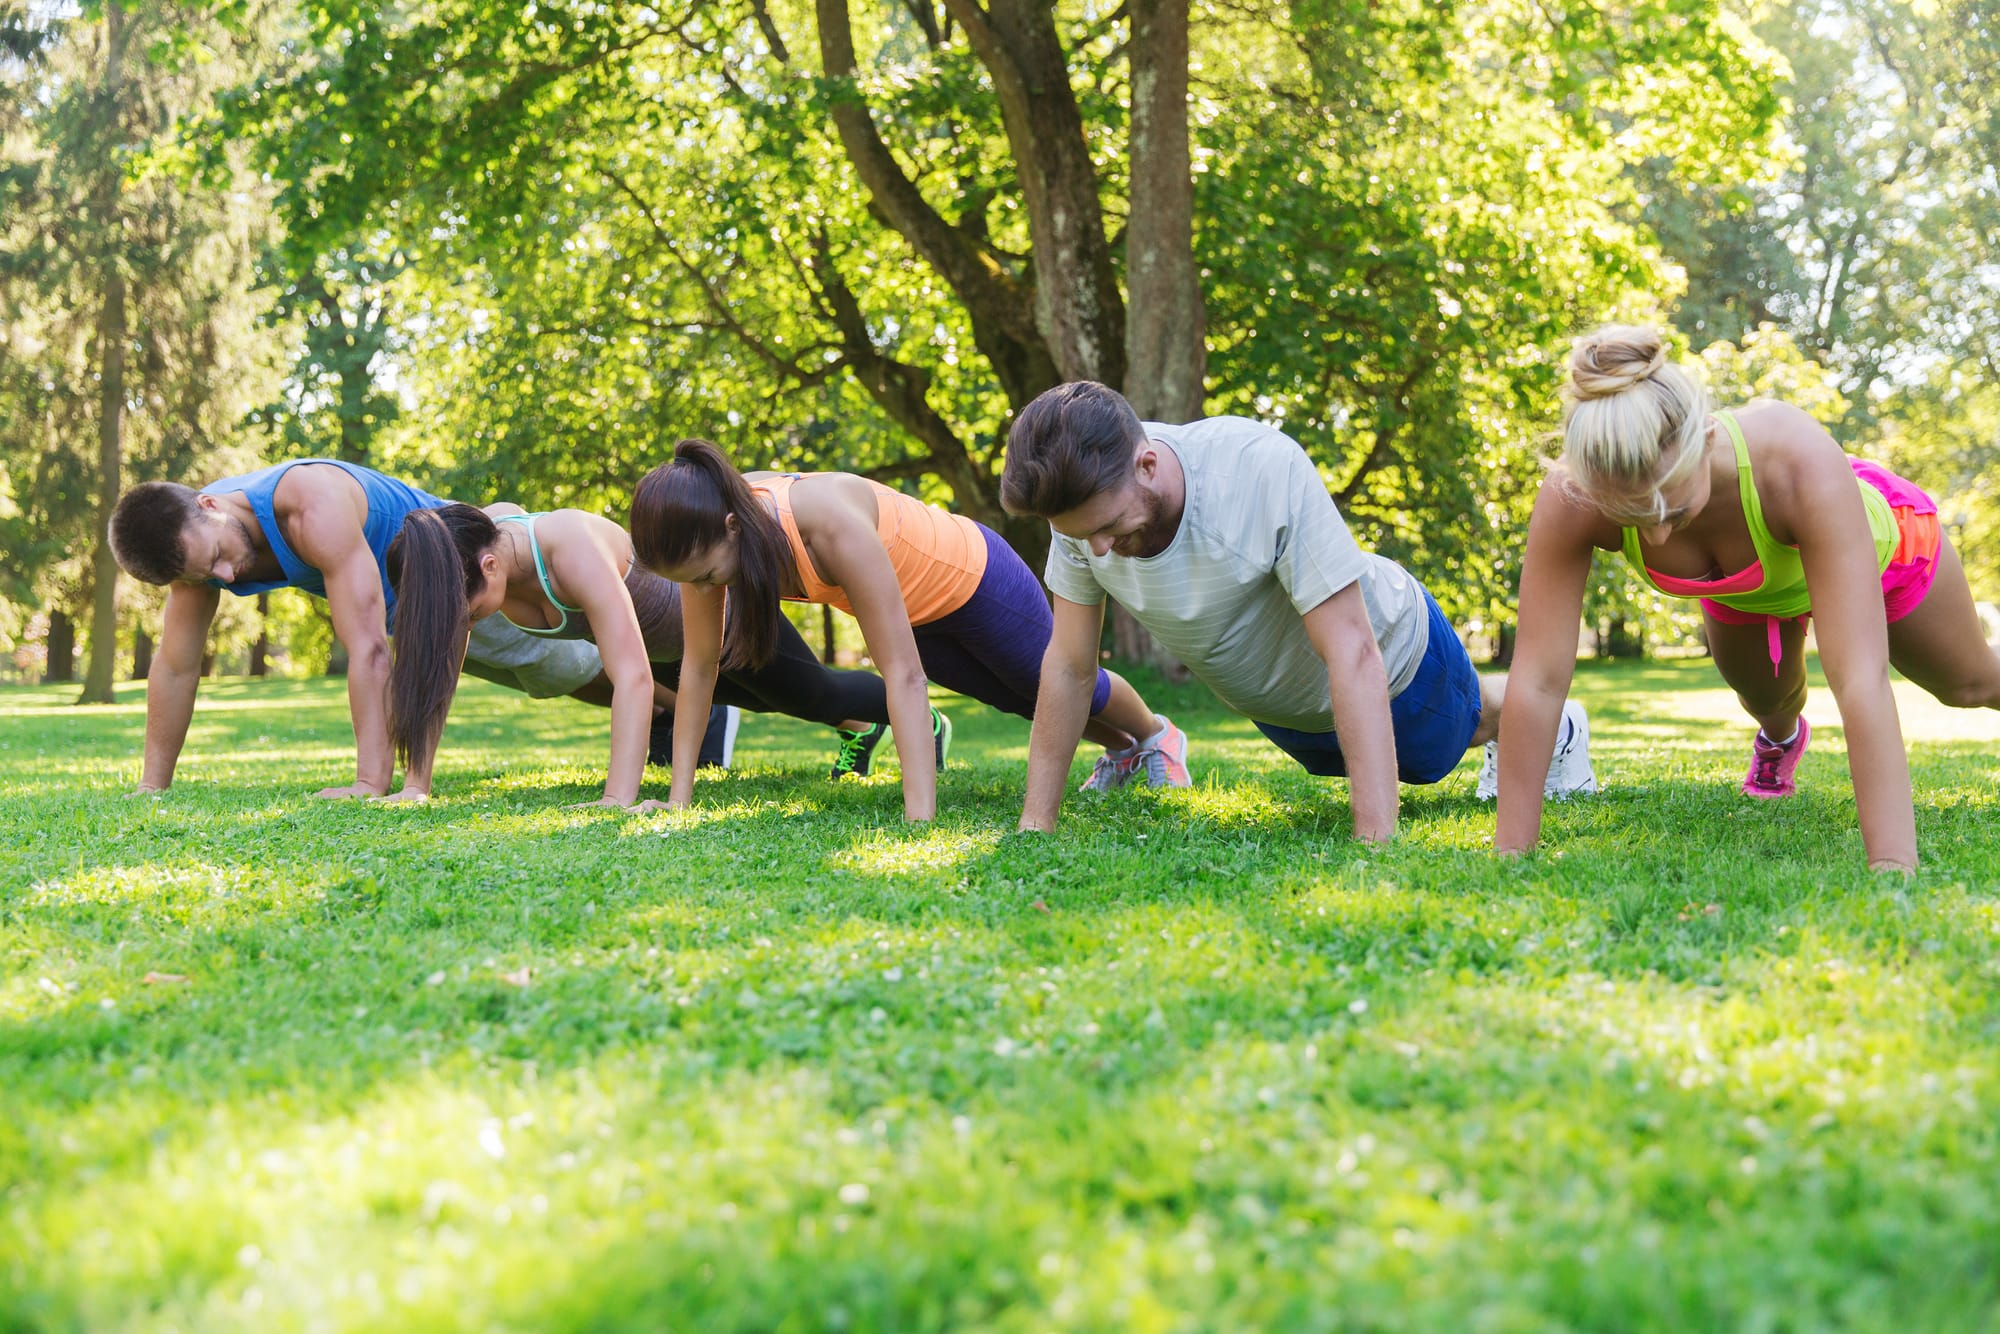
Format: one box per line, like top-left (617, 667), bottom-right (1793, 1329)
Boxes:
top-left (1082, 670), bottom-right (1157, 751)
top-left (1885, 538), bottom-right (2000, 708)
top-left (1469, 674), bottom-right (1504, 747)
top-left (1704, 609), bottom-right (1810, 740)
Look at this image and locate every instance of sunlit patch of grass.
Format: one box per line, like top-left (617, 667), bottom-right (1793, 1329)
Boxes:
top-left (5, 666), bottom-right (2000, 1329)
top-left (829, 827), bottom-right (1002, 878)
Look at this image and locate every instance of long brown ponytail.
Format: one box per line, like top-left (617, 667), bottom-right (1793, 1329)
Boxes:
top-left (384, 503), bottom-right (499, 769)
top-left (630, 438), bottom-right (787, 670)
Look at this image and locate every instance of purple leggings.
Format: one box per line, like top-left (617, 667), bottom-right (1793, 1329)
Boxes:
top-left (912, 524), bottom-right (1113, 721)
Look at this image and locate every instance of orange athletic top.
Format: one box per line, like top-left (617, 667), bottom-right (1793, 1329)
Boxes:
top-left (751, 473), bottom-right (989, 626)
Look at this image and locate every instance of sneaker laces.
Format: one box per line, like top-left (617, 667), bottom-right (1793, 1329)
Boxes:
top-left (1748, 735), bottom-right (1788, 789)
top-left (834, 728), bottom-right (873, 771)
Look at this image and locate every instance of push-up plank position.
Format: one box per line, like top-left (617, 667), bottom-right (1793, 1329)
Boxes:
top-left (108, 459), bottom-right (726, 798)
top-left (1001, 381), bottom-right (1596, 839)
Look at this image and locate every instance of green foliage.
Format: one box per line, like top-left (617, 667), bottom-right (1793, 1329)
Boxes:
top-left (6, 663), bottom-right (2000, 1326)
top-left (0, 2), bottom-right (286, 663)
top-left (226, 0), bottom-right (1783, 630)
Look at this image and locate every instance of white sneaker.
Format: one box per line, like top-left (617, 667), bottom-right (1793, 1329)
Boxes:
top-left (1545, 699), bottom-right (1597, 799)
top-left (696, 704), bottom-right (740, 769)
top-left (719, 705), bottom-right (740, 767)
top-left (1478, 701), bottom-right (1598, 800)
top-left (1475, 740), bottom-right (1500, 800)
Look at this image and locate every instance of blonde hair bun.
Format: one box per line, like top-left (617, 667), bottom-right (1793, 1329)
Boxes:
top-left (1568, 325), bottom-right (1668, 400)
top-left (1557, 323), bottom-right (1709, 523)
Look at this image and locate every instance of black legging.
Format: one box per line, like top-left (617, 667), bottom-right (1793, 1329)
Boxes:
top-left (653, 615), bottom-right (889, 728)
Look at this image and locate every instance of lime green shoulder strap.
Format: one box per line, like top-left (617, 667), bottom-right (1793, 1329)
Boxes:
top-left (1718, 411), bottom-right (1786, 556)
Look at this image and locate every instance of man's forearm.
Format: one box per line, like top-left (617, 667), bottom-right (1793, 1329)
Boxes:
top-left (344, 641), bottom-right (395, 793)
top-left (1019, 658), bottom-right (1095, 832)
top-left (139, 662), bottom-right (202, 790)
top-left (1327, 655), bottom-right (1398, 843)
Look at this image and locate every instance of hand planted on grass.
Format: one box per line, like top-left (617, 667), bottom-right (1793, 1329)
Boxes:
top-left (568, 795), bottom-right (637, 811)
top-left (630, 798), bottom-right (686, 815)
top-left (373, 787), bottom-right (430, 805)
top-left (314, 782), bottom-right (386, 800)
top-left (125, 784), bottom-right (167, 798)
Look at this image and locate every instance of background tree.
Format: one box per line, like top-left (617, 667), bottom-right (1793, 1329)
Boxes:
top-left (230, 0), bottom-right (1783, 655)
top-left (0, 0), bottom-right (286, 700)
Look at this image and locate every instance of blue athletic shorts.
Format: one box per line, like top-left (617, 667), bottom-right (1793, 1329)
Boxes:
top-left (1253, 588), bottom-right (1481, 786)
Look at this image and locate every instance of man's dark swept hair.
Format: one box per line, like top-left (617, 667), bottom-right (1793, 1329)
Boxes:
top-left (110, 481), bottom-right (205, 585)
top-left (1000, 380), bottom-right (1147, 519)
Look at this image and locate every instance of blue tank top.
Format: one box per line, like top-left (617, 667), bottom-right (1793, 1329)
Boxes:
top-left (199, 460), bottom-right (447, 619)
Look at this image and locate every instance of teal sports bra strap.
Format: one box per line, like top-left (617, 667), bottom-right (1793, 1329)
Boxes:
top-left (495, 513), bottom-right (585, 621)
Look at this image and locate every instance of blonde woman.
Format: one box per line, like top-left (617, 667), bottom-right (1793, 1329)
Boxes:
top-left (1496, 325), bottom-right (2000, 872)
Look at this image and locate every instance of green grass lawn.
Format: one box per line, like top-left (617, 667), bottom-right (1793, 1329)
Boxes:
top-left (4, 659), bottom-right (2000, 1332)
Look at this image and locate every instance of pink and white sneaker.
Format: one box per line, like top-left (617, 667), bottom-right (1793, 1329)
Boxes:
top-left (1743, 717), bottom-right (1810, 798)
top-left (1080, 716), bottom-right (1192, 792)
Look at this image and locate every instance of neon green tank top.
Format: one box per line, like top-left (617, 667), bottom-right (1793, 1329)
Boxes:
top-left (1619, 411), bottom-right (1897, 618)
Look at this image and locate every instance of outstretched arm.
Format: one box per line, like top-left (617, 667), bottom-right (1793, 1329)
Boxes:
top-left (549, 518), bottom-right (657, 807)
top-left (817, 521), bottom-right (935, 821)
top-left (1786, 435), bottom-right (1914, 870)
top-left (283, 470), bottom-right (396, 797)
top-left (1019, 594), bottom-right (1106, 833)
top-left (654, 584), bottom-right (725, 810)
top-left (134, 582), bottom-right (221, 793)
top-left (1300, 582), bottom-right (1398, 843)
top-left (318, 544), bottom-right (396, 797)
top-left (1494, 483), bottom-right (1596, 855)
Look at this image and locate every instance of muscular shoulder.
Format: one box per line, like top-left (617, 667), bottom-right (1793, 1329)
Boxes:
top-left (272, 463), bottom-right (369, 560)
top-left (1733, 402), bottom-right (1850, 537)
top-left (788, 473), bottom-right (880, 538)
top-left (1162, 416), bottom-right (1305, 482)
top-left (542, 508), bottom-right (632, 558)
top-left (1532, 469), bottom-right (1625, 553)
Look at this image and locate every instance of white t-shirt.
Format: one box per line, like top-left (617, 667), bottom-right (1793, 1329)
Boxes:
top-left (1043, 416), bottom-right (1431, 732)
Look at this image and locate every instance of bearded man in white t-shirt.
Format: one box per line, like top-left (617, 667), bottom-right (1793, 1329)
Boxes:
top-left (1001, 380), bottom-right (1596, 841)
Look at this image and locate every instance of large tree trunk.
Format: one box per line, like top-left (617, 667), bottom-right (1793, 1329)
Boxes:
top-left (1124, 0), bottom-right (1204, 421)
top-left (813, 0), bottom-right (1057, 410)
top-left (76, 3), bottom-right (128, 707)
top-left (1111, 0), bottom-right (1201, 679)
top-left (78, 265), bottom-right (125, 705)
top-left (943, 0), bottom-right (1126, 385)
top-left (44, 609), bottom-right (75, 683)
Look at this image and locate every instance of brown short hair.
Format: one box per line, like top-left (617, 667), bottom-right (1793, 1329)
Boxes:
top-left (1000, 381), bottom-right (1146, 518)
top-left (110, 481), bottom-right (204, 584)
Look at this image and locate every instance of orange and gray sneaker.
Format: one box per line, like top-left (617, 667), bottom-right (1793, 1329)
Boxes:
top-left (1079, 715), bottom-right (1191, 792)
top-left (1743, 717), bottom-right (1809, 798)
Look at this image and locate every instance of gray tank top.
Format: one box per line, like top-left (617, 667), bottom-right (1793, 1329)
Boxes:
top-left (495, 513), bottom-right (685, 662)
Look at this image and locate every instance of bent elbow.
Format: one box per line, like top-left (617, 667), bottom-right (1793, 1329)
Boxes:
top-left (886, 662), bottom-right (930, 696)
top-left (354, 640), bottom-right (393, 678)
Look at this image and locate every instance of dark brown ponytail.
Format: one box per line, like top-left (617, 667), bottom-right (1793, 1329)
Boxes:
top-left (384, 503), bottom-right (499, 769)
top-left (630, 438), bottom-right (787, 670)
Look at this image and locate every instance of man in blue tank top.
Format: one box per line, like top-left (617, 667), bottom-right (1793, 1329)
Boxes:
top-left (108, 459), bottom-right (731, 798)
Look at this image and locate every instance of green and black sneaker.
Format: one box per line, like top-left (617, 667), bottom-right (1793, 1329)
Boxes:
top-left (829, 722), bottom-right (889, 779)
top-left (931, 706), bottom-right (953, 770)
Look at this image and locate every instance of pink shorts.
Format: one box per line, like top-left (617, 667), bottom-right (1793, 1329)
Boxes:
top-left (1704, 459), bottom-right (1942, 669)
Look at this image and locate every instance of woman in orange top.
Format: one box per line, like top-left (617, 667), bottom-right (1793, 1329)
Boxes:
top-left (630, 439), bottom-right (1186, 821)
